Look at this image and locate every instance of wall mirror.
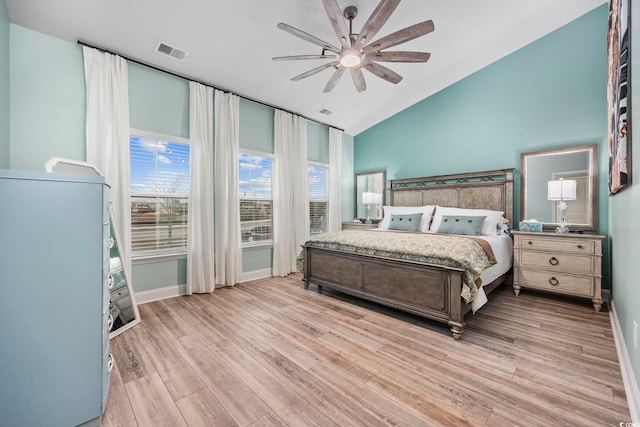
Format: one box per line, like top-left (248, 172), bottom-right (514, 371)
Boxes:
top-left (45, 157), bottom-right (141, 338)
top-left (520, 144), bottom-right (598, 231)
top-left (108, 222), bottom-right (141, 337)
top-left (356, 170), bottom-right (385, 222)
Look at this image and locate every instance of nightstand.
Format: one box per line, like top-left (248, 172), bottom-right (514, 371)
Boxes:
top-left (512, 231), bottom-right (605, 311)
top-left (342, 222), bottom-right (379, 230)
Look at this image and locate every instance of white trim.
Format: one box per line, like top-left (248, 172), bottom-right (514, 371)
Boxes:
top-left (132, 252), bottom-right (187, 264)
top-left (130, 128), bottom-right (190, 145)
top-left (240, 268), bottom-right (272, 283)
top-left (242, 241), bottom-right (274, 249)
top-left (308, 159), bottom-right (330, 168)
top-left (240, 148), bottom-right (275, 158)
top-left (135, 284), bottom-right (187, 304)
top-left (610, 300), bottom-right (640, 422)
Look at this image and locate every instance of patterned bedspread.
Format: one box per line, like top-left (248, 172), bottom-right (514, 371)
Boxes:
top-left (304, 230), bottom-right (496, 303)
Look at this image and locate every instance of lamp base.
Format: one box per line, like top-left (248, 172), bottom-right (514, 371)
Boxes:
top-left (555, 224), bottom-right (570, 233)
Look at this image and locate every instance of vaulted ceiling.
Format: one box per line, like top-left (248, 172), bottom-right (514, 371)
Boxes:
top-left (6, 0), bottom-right (605, 135)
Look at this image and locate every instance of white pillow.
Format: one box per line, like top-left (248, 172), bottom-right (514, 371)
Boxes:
top-left (379, 205), bottom-right (435, 232)
top-left (430, 206), bottom-right (504, 236)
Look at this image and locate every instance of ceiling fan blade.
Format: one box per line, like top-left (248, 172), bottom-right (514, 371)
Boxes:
top-left (363, 62), bottom-right (403, 84)
top-left (354, 0), bottom-right (401, 49)
top-left (276, 22), bottom-right (340, 54)
top-left (363, 20), bottom-right (435, 54)
top-left (365, 51), bottom-right (431, 63)
top-left (321, 0), bottom-right (351, 48)
top-left (273, 54), bottom-right (337, 61)
top-left (323, 67), bottom-right (345, 93)
top-left (351, 68), bottom-right (367, 92)
top-left (292, 61), bottom-right (339, 81)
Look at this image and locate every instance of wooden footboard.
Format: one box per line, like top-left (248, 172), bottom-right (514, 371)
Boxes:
top-left (302, 245), bottom-right (470, 340)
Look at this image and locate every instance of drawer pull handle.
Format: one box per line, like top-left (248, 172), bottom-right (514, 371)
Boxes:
top-left (527, 241), bottom-right (533, 245)
top-left (107, 236), bottom-right (115, 249)
top-left (108, 353), bottom-right (114, 372)
top-left (107, 314), bottom-right (114, 331)
top-left (549, 277), bottom-right (559, 286)
top-left (577, 244), bottom-right (583, 249)
top-left (549, 257), bottom-right (559, 266)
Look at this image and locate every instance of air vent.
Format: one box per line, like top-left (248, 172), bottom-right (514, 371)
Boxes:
top-left (319, 108), bottom-right (333, 115)
top-left (154, 40), bottom-right (188, 62)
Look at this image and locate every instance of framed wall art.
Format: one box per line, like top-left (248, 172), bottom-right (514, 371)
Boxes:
top-left (607, 0), bottom-right (631, 194)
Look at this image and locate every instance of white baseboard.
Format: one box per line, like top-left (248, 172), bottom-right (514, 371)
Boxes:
top-left (240, 268), bottom-right (272, 283)
top-left (610, 301), bottom-right (640, 422)
top-left (135, 284), bottom-right (187, 305)
top-left (135, 268), bottom-right (272, 304)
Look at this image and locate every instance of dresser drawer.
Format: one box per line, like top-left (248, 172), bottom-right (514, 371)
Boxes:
top-left (515, 235), bottom-right (595, 254)
top-left (518, 268), bottom-right (594, 297)
top-left (519, 251), bottom-right (594, 275)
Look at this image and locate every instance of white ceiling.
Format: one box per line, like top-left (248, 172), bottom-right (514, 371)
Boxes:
top-left (6, 0), bottom-right (605, 135)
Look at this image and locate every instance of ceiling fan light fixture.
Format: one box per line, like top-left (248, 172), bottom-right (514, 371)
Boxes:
top-left (340, 49), bottom-right (362, 68)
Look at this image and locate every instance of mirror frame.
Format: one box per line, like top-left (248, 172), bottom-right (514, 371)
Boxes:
top-left (520, 144), bottom-right (598, 231)
top-left (356, 170), bottom-right (386, 222)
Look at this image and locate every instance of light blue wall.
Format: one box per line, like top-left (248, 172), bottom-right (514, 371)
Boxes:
top-left (7, 24), bottom-right (355, 292)
top-left (0, 0), bottom-right (9, 168)
top-left (609, 0), bottom-right (640, 401)
top-left (129, 63), bottom-right (189, 138)
top-left (9, 25), bottom-right (85, 170)
top-left (342, 133), bottom-right (355, 221)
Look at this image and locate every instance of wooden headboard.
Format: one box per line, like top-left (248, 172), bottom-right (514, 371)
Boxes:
top-left (387, 169), bottom-right (515, 227)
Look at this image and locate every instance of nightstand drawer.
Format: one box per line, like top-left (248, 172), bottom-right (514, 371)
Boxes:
top-left (515, 235), bottom-right (595, 254)
top-left (519, 251), bottom-right (594, 275)
top-left (518, 269), bottom-right (594, 297)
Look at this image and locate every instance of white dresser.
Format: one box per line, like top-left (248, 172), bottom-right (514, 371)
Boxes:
top-left (512, 230), bottom-right (605, 311)
top-left (0, 169), bottom-right (111, 427)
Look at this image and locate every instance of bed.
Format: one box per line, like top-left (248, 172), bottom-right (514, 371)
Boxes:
top-left (302, 169), bottom-right (514, 340)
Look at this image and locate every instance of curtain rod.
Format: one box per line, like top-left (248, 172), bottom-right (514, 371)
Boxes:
top-left (77, 40), bottom-right (344, 132)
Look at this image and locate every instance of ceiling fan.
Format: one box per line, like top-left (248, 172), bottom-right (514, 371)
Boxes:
top-left (272, 0), bottom-right (434, 93)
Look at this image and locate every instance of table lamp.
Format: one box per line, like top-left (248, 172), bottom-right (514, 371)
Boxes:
top-left (547, 178), bottom-right (577, 233)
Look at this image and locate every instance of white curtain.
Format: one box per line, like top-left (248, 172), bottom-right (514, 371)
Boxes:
top-left (273, 110), bottom-right (308, 276)
top-left (186, 82), bottom-right (215, 294)
top-left (214, 90), bottom-right (241, 287)
top-left (328, 128), bottom-right (343, 233)
top-left (82, 46), bottom-right (133, 288)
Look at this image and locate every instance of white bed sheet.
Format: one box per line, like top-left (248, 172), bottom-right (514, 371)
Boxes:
top-left (471, 233), bottom-right (513, 313)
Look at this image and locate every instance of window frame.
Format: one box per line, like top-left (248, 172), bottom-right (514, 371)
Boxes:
top-left (308, 160), bottom-right (329, 236)
top-left (129, 128), bottom-right (191, 262)
top-left (239, 149), bottom-right (275, 248)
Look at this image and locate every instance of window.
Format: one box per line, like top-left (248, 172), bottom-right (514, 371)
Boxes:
top-left (308, 163), bottom-right (328, 235)
top-left (130, 132), bottom-right (190, 258)
top-left (239, 151), bottom-right (273, 244)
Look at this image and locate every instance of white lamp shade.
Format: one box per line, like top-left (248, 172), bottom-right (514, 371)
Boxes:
top-left (547, 179), bottom-right (577, 201)
top-left (362, 191), bottom-right (374, 204)
top-left (362, 191), bottom-right (382, 204)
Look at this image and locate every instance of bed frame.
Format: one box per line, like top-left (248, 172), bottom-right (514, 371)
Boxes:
top-left (302, 168), bottom-right (514, 340)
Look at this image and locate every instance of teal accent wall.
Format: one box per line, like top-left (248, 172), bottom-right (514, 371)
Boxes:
top-left (0, 0), bottom-right (9, 168)
top-left (355, 5), bottom-right (609, 233)
top-left (610, 0), bottom-right (640, 400)
top-left (355, 6), bottom-right (610, 286)
top-left (9, 25), bottom-right (85, 170)
top-left (129, 63), bottom-right (189, 138)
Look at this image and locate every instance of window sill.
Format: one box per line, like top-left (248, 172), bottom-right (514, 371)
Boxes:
top-left (242, 241), bottom-right (274, 250)
top-left (132, 252), bottom-right (187, 264)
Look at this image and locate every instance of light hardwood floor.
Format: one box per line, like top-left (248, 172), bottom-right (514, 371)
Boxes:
top-left (102, 274), bottom-right (631, 426)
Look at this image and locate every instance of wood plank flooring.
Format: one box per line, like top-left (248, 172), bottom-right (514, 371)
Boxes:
top-left (101, 274), bottom-right (631, 426)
